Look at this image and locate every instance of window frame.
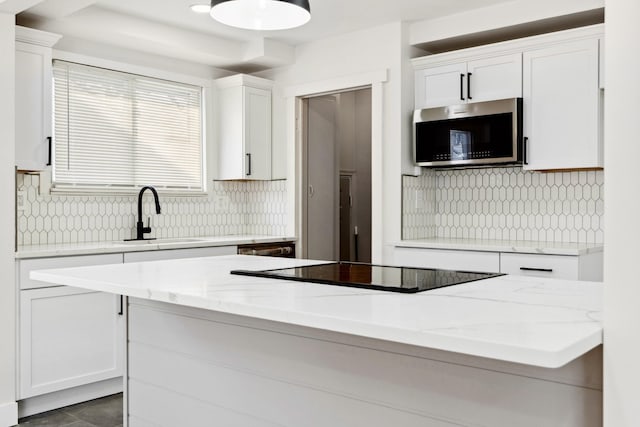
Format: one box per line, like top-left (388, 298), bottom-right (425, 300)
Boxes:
top-left (49, 52), bottom-right (212, 196)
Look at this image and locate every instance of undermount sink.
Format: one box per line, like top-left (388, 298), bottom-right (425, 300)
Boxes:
top-left (121, 238), bottom-right (205, 245)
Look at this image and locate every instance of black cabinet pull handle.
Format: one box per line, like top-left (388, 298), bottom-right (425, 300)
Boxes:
top-left (46, 136), bottom-right (52, 166)
top-left (246, 153), bottom-right (252, 176)
top-left (523, 137), bottom-right (528, 165)
top-left (520, 267), bottom-right (553, 273)
top-left (118, 295), bottom-right (123, 315)
top-left (467, 72), bottom-right (472, 100)
top-left (459, 74), bottom-right (465, 101)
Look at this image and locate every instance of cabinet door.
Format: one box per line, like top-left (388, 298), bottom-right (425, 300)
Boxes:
top-left (415, 63), bottom-right (467, 109)
top-left (123, 246), bottom-right (237, 263)
top-left (243, 86), bottom-right (272, 180)
top-left (15, 42), bottom-right (53, 171)
top-left (393, 247), bottom-right (500, 273)
top-left (523, 39), bottom-right (601, 170)
top-left (500, 253), bottom-right (579, 280)
top-left (217, 85), bottom-right (245, 180)
top-left (19, 287), bottom-right (124, 399)
top-left (598, 38), bottom-right (604, 89)
top-left (18, 253), bottom-right (123, 290)
top-left (466, 53), bottom-right (522, 103)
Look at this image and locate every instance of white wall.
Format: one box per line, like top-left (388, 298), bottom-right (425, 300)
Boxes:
top-left (0, 13), bottom-right (17, 427)
top-left (259, 22), bottom-right (412, 263)
top-left (410, 0), bottom-right (604, 45)
top-left (603, 0), bottom-right (640, 425)
top-left (53, 38), bottom-right (226, 81)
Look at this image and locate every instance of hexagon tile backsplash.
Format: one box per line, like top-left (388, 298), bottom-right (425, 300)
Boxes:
top-left (403, 167), bottom-right (604, 244)
top-left (17, 173), bottom-right (287, 246)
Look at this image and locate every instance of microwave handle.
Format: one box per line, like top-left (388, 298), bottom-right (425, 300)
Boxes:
top-left (459, 74), bottom-right (465, 101)
top-left (523, 137), bottom-right (529, 165)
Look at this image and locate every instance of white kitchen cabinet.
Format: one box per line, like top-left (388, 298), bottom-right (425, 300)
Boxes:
top-left (17, 253), bottom-right (124, 403)
top-left (19, 253), bottom-right (123, 290)
top-left (599, 38), bottom-right (605, 89)
top-left (415, 62), bottom-right (467, 109)
top-left (500, 252), bottom-right (603, 281)
top-left (393, 246), bottom-right (603, 282)
top-left (394, 247), bottom-right (500, 273)
top-left (414, 53), bottom-right (522, 109)
top-left (522, 38), bottom-right (602, 170)
top-left (216, 74), bottom-right (273, 180)
top-left (15, 26), bottom-right (61, 171)
top-left (19, 287), bottom-right (124, 399)
top-left (123, 245), bottom-right (237, 263)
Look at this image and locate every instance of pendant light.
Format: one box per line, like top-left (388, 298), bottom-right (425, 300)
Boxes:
top-left (210, 0), bottom-right (311, 31)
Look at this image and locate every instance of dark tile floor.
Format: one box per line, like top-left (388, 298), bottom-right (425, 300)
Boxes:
top-left (17, 393), bottom-right (123, 427)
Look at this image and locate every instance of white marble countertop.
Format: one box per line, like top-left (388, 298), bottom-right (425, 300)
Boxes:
top-left (31, 255), bottom-right (602, 369)
top-left (396, 237), bottom-right (603, 256)
top-left (16, 235), bottom-right (296, 259)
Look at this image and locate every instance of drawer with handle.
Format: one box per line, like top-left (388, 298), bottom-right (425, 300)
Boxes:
top-left (500, 253), bottom-right (579, 280)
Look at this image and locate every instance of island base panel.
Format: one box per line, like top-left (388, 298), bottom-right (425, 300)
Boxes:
top-left (126, 298), bottom-right (602, 427)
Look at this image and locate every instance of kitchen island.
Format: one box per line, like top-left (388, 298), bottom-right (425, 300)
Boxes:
top-left (32, 255), bottom-right (603, 427)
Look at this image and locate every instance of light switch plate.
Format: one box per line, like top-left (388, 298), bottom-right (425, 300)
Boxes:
top-left (16, 190), bottom-right (25, 211)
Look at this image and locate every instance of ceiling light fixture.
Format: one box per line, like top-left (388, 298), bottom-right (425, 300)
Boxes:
top-left (210, 0), bottom-right (311, 31)
top-left (190, 4), bottom-right (212, 13)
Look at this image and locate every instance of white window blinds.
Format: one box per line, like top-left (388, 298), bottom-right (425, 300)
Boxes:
top-left (52, 61), bottom-right (204, 192)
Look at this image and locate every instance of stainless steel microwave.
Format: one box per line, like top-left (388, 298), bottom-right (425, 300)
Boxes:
top-left (413, 98), bottom-right (523, 167)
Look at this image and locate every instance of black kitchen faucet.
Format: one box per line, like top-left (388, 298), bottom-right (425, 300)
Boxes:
top-left (132, 186), bottom-right (161, 240)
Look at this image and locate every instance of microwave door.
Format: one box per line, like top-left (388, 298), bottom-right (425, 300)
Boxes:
top-left (413, 98), bottom-right (522, 167)
top-left (450, 130), bottom-right (471, 161)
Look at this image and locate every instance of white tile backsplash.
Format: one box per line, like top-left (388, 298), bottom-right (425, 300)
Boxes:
top-left (17, 174), bottom-right (287, 246)
top-left (403, 167), bottom-right (604, 244)
top-left (402, 169), bottom-right (436, 240)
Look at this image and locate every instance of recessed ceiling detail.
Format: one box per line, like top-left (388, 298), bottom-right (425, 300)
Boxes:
top-left (15, 0), bottom-right (598, 70)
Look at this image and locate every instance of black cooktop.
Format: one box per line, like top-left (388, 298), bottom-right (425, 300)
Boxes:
top-left (230, 262), bottom-right (503, 293)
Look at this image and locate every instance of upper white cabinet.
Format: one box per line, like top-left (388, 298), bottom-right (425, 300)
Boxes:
top-left (415, 62), bottom-right (466, 109)
top-left (414, 53), bottom-right (522, 109)
top-left (522, 38), bottom-right (602, 170)
top-left (599, 38), bottom-right (605, 89)
top-left (216, 74), bottom-right (273, 180)
top-left (412, 24), bottom-right (604, 171)
top-left (15, 26), bottom-right (61, 171)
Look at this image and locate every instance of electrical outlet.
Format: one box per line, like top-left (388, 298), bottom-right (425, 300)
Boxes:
top-left (16, 190), bottom-right (26, 212)
top-left (216, 196), bottom-right (230, 211)
top-left (415, 189), bottom-right (422, 210)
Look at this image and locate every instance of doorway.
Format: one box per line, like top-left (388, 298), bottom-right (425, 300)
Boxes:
top-left (303, 87), bottom-right (372, 263)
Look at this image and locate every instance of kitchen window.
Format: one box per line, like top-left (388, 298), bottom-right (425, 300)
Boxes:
top-left (52, 61), bottom-right (205, 193)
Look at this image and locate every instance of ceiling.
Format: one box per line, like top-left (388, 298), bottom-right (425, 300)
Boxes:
top-left (22, 0), bottom-right (513, 45)
top-left (12, 0), bottom-right (516, 70)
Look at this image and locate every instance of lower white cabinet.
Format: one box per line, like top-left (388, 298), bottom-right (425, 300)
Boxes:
top-left (501, 252), bottom-right (603, 281)
top-left (394, 247), bottom-right (500, 273)
top-left (19, 287), bottom-right (124, 399)
top-left (17, 253), bottom-right (125, 400)
top-left (16, 243), bottom-right (245, 415)
top-left (394, 246), bottom-right (603, 281)
top-left (19, 253), bottom-right (123, 290)
top-left (123, 245), bottom-right (237, 263)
